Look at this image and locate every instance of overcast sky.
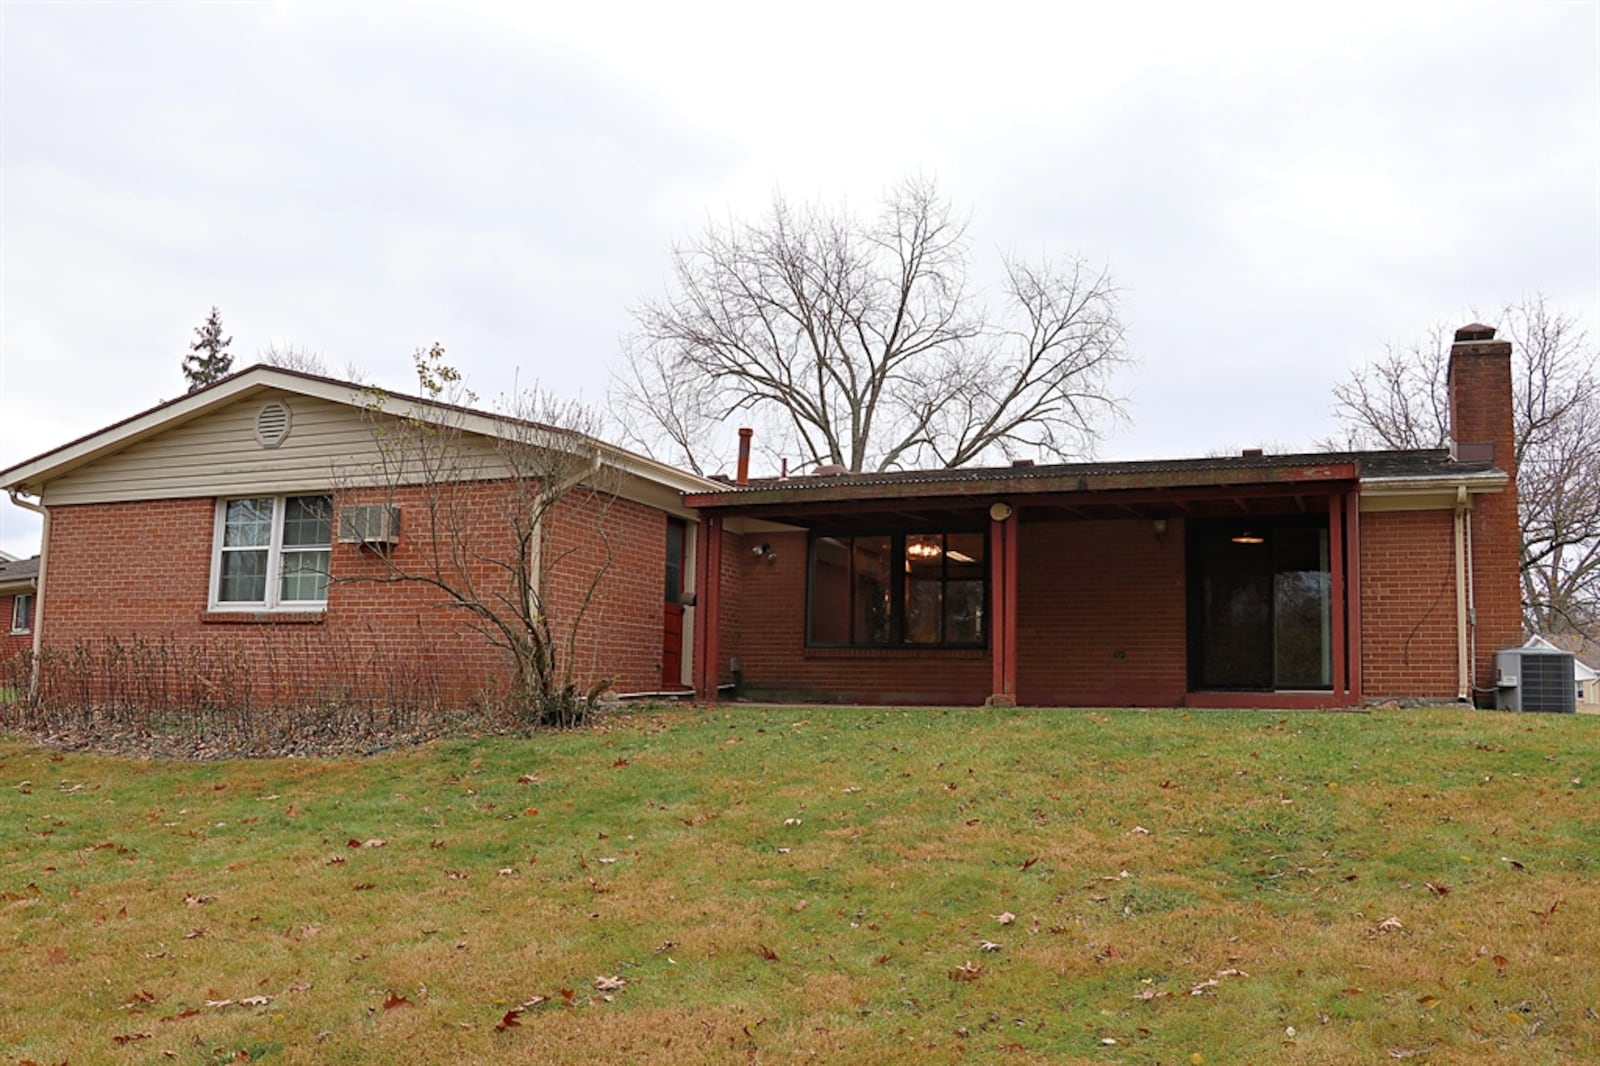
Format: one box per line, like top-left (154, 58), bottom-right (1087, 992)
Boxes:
top-left (2, 0), bottom-right (1597, 557)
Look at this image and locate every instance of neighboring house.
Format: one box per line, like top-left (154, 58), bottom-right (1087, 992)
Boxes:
top-left (0, 366), bottom-right (721, 707)
top-left (1523, 635), bottom-right (1600, 713)
top-left (0, 555), bottom-right (39, 675)
top-left (0, 323), bottom-right (1526, 711)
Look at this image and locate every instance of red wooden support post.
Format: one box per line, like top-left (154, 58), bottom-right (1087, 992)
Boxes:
top-left (988, 508), bottom-right (1018, 706)
top-left (1004, 511), bottom-right (1019, 700)
top-left (694, 515), bottom-right (722, 703)
top-left (1345, 486), bottom-right (1362, 704)
top-left (1328, 492), bottom-right (1347, 704)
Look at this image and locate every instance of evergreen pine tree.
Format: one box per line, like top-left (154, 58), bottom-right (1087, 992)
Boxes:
top-left (182, 307), bottom-right (234, 392)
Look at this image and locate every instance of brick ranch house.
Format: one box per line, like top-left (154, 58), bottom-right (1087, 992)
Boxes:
top-left (0, 554), bottom-right (38, 674)
top-left (2, 324), bottom-right (1521, 710)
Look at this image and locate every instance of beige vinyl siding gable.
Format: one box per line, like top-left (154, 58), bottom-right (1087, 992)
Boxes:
top-left (42, 391), bottom-right (502, 506)
top-left (38, 388), bottom-right (702, 518)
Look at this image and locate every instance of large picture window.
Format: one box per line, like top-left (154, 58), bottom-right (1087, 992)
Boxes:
top-left (212, 495), bottom-right (333, 609)
top-left (808, 532), bottom-right (986, 647)
top-left (1188, 518), bottom-right (1331, 690)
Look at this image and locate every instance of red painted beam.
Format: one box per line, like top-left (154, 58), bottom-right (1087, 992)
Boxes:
top-left (989, 515), bottom-right (1008, 702)
top-left (1328, 492), bottom-right (1347, 705)
top-left (1003, 512), bottom-right (1019, 699)
top-left (693, 515), bottom-right (722, 702)
top-left (1345, 487), bottom-right (1362, 703)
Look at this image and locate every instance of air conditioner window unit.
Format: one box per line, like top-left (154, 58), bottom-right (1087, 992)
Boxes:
top-left (1493, 647), bottom-right (1576, 713)
top-left (338, 505), bottom-right (401, 546)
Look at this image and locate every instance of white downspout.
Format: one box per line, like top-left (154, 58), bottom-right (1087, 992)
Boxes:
top-left (8, 489), bottom-right (47, 697)
top-left (1454, 485), bottom-right (1470, 702)
top-left (1465, 493), bottom-right (1478, 700)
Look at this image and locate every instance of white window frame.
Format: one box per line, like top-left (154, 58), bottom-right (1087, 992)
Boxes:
top-left (208, 495), bottom-right (333, 612)
top-left (11, 592), bottom-right (33, 634)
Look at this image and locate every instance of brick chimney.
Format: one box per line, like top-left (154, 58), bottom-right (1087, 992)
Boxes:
top-left (1448, 323), bottom-right (1514, 467)
top-left (1447, 322), bottom-right (1522, 683)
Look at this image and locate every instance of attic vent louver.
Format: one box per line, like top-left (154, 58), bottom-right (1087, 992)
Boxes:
top-left (255, 401), bottom-right (292, 448)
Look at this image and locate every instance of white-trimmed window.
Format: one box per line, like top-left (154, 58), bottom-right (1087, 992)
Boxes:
top-left (211, 495), bottom-right (333, 610)
top-left (11, 593), bottom-right (33, 634)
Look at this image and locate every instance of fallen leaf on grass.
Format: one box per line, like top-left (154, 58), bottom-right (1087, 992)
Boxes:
top-left (159, 1008), bottom-right (201, 1022)
top-left (1019, 856), bottom-right (1040, 871)
top-left (995, 911), bottom-right (1016, 925)
top-left (517, 774), bottom-right (539, 785)
top-left (1493, 954), bottom-right (1509, 969)
top-left (1130, 826), bottom-right (1152, 836)
top-left (183, 894), bottom-right (214, 906)
top-left (184, 927), bottom-right (206, 939)
top-left (1500, 857), bottom-right (1526, 871)
top-left (979, 940), bottom-right (1002, 953)
top-left (1425, 882), bottom-right (1451, 896)
top-left (948, 961), bottom-right (983, 981)
top-left (112, 1032), bottom-right (152, 1045)
top-left (1531, 899), bottom-right (1563, 924)
top-left (1188, 979), bottom-right (1219, 996)
top-left (495, 1009), bottom-right (522, 1031)
top-left (1132, 988), bottom-right (1172, 1001)
top-left (353, 883), bottom-right (375, 891)
top-left (1376, 916), bottom-right (1404, 933)
top-left (382, 992), bottom-right (413, 1010)
top-left (757, 945), bottom-right (779, 961)
top-left (594, 975), bottom-right (626, 992)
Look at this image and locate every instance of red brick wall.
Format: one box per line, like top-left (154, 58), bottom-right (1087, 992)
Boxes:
top-left (1015, 519), bottom-right (1188, 706)
top-left (1358, 510), bottom-right (1458, 699)
top-left (36, 482), bottom-right (673, 707)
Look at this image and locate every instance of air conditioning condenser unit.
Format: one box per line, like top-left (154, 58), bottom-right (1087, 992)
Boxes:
top-left (1493, 647), bottom-right (1576, 713)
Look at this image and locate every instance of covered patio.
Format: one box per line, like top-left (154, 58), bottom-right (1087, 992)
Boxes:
top-left (686, 454), bottom-right (1375, 709)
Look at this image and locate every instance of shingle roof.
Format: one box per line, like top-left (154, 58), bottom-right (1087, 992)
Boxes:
top-left (0, 555), bottom-right (39, 588)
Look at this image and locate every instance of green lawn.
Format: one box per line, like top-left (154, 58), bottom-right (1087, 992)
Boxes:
top-left (2, 705), bottom-right (1598, 1064)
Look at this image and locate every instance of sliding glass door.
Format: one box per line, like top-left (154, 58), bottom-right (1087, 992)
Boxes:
top-left (1189, 519), bottom-right (1332, 691)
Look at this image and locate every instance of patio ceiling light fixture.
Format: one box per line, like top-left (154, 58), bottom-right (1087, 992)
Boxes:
top-left (1231, 531), bottom-right (1266, 545)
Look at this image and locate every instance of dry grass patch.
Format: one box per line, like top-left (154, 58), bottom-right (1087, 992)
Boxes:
top-left (2, 705), bottom-right (1599, 1063)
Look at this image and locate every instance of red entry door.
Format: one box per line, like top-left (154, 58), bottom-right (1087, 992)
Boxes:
top-left (662, 518), bottom-right (687, 689)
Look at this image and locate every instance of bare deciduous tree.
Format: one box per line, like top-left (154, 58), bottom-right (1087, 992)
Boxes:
top-left (260, 343), bottom-right (368, 383)
top-left (343, 344), bottom-right (618, 727)
top-left (615, 177), bottom-right (1130, 473)
top-left (1326, 296), bottom-right (1600, 638)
